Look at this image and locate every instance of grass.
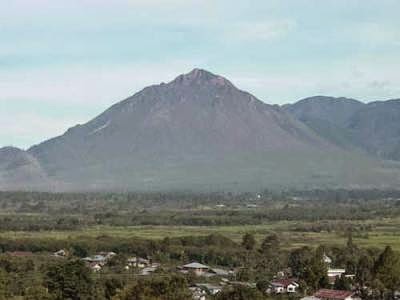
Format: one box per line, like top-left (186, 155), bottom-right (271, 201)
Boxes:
top-left (1, 218), bottom-right (400, 251)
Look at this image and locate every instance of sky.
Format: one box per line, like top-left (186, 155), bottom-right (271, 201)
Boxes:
top-left (1, 0), bottom-right (400, 148)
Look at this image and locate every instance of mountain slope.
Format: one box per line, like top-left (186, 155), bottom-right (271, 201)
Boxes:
top-left (283, 96), bottom-right (364, 149)
top-left (284, 96), bottom-right (364, 125)
top-left (3, 69), bottom-right (400, 191)
top-left (30, 69), bottom-right (327, 167)
top-left (27, 69), bottom-right (336, 190)
top-left (0, 147), bottom-right (51, 190)
top-left (348, 99), bottom-right (400, 160)
top-left (285, 97), bottom-right (400, 161)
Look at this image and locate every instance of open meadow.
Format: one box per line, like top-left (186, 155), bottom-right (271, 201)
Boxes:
top-left (1, 218), bottom-right (400, 251)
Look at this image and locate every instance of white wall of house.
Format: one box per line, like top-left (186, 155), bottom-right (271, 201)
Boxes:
top-left (287, 284), bottom-right (297, 293)
top-left (274, 286), bottom-right (285, 293)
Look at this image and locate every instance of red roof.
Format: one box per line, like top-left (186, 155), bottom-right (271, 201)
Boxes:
top-left (271, 278), bottom-right (298, 288)
top-left (314, 289), bottom-right (354, 300)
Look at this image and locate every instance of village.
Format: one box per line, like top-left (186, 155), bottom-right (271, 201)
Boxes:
top-left (6, 248), bottom-right (363, 300)
top-left (0, 191), bottom-right (399, 299)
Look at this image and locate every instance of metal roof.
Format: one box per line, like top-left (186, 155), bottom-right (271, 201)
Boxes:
top-left (183, 262), bottom-right (210, 269)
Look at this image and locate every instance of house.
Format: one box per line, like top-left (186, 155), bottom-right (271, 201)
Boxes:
top-left (99, 251), bottom-right (117, 259)
top-left (194, 283), bottom-right (222, 295)
top-left (82, 252), bottom-right (119, 271)
top-left (83, 254), bottom-right (107, 264)
top-left (268, 279), bottom-right (299, 294)
top-left (82, 253), bottom-right (116, 267)
top-left (328, 268), bottom-right (345, 277)
top-left (53, 249), bottom-right (67, 257)
top-left (323, 254), bottom-right (332, 265)
top-left (181, 262), bottom-right (210, 276)
top-left (275, 268), bottom-right (293, 279)
top-left (180, 262), bottom-right (232, 277)
top-left (189, 286), bottom-right (206, 300)
top-left (327, 268), bottom-right (346, 284)
top-left (140, 264), bottom-right (160, 276)
top-left (313, 289), bottom-right (359, 300)
top-left (246, 204), bottom-right (258, 208)
top-left (127, 257), bottom-right (151, 268)
top-left (89, 263), bottom-right (102, 272)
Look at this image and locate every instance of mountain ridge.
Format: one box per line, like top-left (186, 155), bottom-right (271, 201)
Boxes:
top-left (284, 96), bottom-right (400, 160)
top-left (1, 69), bottom-right (400, 191)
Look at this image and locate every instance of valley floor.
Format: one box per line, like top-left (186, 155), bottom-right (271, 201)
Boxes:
top-left (1, 218), bottom-right (400, 251)
top-left (0, 190), bottom-right (399, 299)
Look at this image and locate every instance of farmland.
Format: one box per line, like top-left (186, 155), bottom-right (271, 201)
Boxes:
top-left (0, 190), bottom-right (399, 299)
top-left (0, 189), bottom-right (399, 251)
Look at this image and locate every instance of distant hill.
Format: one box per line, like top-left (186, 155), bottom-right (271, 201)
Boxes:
top-left (0, 147), bottom-right (52, 190)
top-left (2, 69), bottom-right (400, 191)
top-left (284, 96), bottom-right (400, 161)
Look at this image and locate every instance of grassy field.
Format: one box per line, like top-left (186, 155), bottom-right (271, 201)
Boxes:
top-left (2, 218), bottom-right (400, 251)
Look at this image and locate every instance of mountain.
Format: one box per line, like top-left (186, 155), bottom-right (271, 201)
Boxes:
top-left (348, 99), bottom-right (400, 160)
top-left (283, 96), bottom-right (365, 149)
top-left (3, 69), bottom-right (400, 191)
top-left (285, 97), bottom-right (400, 161)
top-left (27, 69), bottom-right (330, 190)
top-left (0, 147), bottom-right (51, 190)
top-left (283, 96), bottom-right (364, 125)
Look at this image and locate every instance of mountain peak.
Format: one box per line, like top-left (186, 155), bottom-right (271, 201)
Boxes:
top-left (0, 146), bottom-right (24, 155)
top-left (297, 95), bottom-right (363, 105)
top-left (186, 68), bottom-right (214, 79)
top-left (171, 68), bottom-right (234, 88)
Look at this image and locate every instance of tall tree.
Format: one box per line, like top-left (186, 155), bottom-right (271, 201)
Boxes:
top-left (289, 247), bottom-right (313, 279)
top-left (115, 275), bottom-right (191, 300)
top-left (260, 233), bottom-right (279, 255)
top-left (373, 246), bottom-right (400, 296)
top-left (214, 285), bottom-right (265, 300)
top-left (45, 259), bottom-right (93, 300)
top-left (334, 274), bottom-right (351, 290)
top-left (0, 269), bottom-right (9, 300)
top-left (356, 255), bottom-right (373, 289)
top-left (303, 247), bottom-right (329, 291)
top-left (242, 233), bottom-right (256, 251)
top-left (24, 286), bottom-right (54, 300)
top-left (257, 233), bottom-right (283, 276)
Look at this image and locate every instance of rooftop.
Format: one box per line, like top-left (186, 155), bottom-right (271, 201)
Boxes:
top-left (183, 262), bottom-right (210, 269)
top-left (314, 289), bottom-right (354, 300)
top-left (271, 279), bottom-right (298, 287)
top-left (328, 268), bottom-right (346, 273)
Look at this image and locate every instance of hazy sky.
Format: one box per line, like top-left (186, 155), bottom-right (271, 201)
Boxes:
top-left (1, 0), bottom-right (400, 148)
